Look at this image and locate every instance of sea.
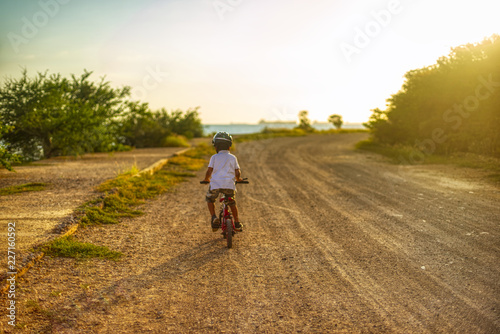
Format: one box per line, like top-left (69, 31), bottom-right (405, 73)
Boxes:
top-left (203, 122), bottom-right (365, 135)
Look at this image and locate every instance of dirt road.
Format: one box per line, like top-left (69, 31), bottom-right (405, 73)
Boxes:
top-left (0, 146), bottom-right (186, 275)
top-left (5, 133), bottom-right (500, 333)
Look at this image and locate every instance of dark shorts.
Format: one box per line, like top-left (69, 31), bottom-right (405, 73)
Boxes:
top-left (205, 188), bottom-right (236, 205)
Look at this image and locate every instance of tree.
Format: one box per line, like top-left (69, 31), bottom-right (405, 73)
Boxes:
top-left (0, 124), bottom-right (20, 171)
top-left (328, 114), bottom-right (343, 129)
top-left (161, 107), bottom-right (204, 139)
top-left (296, 110), bottom-right (314, 132)
top-left (0, 69), bottom-right (131, 159)
top-left (119, 106), bottom-right (204, 148)
top-left (0, 69), bottom-right (206, 162)
top-left (365, 34), bottom-right (500, 157)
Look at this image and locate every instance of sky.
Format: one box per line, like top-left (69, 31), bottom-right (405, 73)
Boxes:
top-left (0, 0), bottom-right (499, 124)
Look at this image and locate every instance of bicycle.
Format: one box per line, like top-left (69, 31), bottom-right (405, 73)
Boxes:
top-left (200, 178), bottom-right (249, 248)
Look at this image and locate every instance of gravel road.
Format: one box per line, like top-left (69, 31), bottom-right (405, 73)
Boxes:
top-left (3, 133), bottom-right (499, 333)
top-left (0, 147), bottom-right (185, 277)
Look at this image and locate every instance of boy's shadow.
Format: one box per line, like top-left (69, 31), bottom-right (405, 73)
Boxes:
top-left (94, 237), bottom-right (232, 304)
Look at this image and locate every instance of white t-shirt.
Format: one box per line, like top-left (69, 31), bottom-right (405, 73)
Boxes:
top-left (208, 150), bottom-right (240, 190)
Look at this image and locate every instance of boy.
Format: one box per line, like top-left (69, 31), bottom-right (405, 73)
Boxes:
top-left (202, 131), bottom-right (244, 232)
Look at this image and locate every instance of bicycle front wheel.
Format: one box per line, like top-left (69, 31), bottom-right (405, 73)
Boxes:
top-left (226, 218), bottom-right (233, 249)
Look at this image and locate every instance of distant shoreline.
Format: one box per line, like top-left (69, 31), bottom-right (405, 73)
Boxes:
top-left (203, 122), bottom-right (365, 126)
top-left (202, 122), bottom-right (365, 135)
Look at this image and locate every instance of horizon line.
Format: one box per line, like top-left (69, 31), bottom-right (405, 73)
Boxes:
top-left (202, 121), bottom-right (365, 125)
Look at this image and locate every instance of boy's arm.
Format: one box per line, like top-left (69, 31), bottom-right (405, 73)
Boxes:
top-left (235, 169), bottom-right (243, 182)
top-left (203, 167), bottom-right (213, 182)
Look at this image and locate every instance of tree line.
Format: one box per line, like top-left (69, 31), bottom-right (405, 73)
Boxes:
top-left (364, 34), bottom-right (500, 158)
top-left (0, 70), bottom-right (203, 170)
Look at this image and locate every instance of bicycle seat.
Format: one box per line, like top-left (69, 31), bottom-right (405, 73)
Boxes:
top-left (220, 195), bottom-right (234, 203)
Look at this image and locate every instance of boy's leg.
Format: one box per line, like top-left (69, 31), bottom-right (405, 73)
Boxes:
top-left (207, 202), bottom-right (216, 217)
top-left (229, 204), bottom-right (239, 222)
top-left (205, 188), bottom-right (220, 231)
top-left (229, 204), bottom-right (243, 232)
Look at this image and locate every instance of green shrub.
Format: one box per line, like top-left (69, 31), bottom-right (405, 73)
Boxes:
top-left (43, 236), bottom-right (122, 260)
top-left (0, 70), bottom-right (131, 160)
top-left (0, 124), bottom-right (20, 171)
top-left (163, 135), bottom-right (189, 147)
top-left (0, 182), bottom-right (47, 196)
top-left (365, 35), bottom-right (500, 158)
top-left (119, 107), bottom-right (204, 148)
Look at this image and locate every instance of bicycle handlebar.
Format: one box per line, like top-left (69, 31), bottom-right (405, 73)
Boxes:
top-left (200, 178), bottom-right (249, 184)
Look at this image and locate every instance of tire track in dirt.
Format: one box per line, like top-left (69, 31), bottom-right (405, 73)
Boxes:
top-left (236, 134), bottom-right (499, 333)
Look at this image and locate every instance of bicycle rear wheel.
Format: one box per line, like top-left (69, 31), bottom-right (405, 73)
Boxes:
top-left (226, 218), bottom-right (233, 249)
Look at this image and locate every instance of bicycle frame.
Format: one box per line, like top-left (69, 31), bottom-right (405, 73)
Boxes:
top-left (219, 195), bottom-right (235, 237)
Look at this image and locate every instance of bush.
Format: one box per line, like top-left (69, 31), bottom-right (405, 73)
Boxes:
top-left (365, 35), bottom-right (500, 158)
top-left (162, 135), bottom-right (189, 147)
top-left (0, 70), bottom-right (131, 160)
top-left (119, 107), bottom-right (203, 148)
top-left (0, 124), bottom-right (20, 170)
top-left (43, 236), bottom-right (122, 260)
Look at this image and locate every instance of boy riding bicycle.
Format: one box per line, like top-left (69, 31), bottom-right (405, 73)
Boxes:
top-left (202, 131), bottom-right (244, 232)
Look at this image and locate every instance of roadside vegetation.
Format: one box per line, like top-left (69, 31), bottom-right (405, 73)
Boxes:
top-left (41, 143), bottom-right (213, 259)
top-left (42, 236), bottom-right (123, 260)
top-left (363, 35), bottom-right (499, 160)
top-left (0, 69), bottom-right (203, 170)
top-left (359, 34), bottom-right (500, 182)
top-left (79, 143), bottom-right (212, 228)
top-left (0, 123), bottom-right (20, 171)
top-left (0, 182), bottom-right (47, 196)
top-left (235, 127), bottom-right (307, 143)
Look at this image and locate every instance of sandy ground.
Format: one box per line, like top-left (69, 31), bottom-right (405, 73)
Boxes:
top-left (1, 133), bottom-right (499, 333)
top-left (0, 147), bottom-right (186, 277)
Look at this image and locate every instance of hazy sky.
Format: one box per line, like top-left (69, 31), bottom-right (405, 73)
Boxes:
top-left (1, 0), bottom-right (499, 124)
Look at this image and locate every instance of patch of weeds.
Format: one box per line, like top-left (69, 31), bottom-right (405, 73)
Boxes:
top-left (116, 164), bottom-right (140, 176)
top-left (80, 168), bottom-right (182, 226)
top-left (164, 171), bottom-right (197, 178)
top-left (42, 236), bottom-right (122, 260)
top-left (131, 171), bottom-right (183, 199)
top-left (77, 143), bottom-right (211, 228)
top-left (0, 182), bottom-right (48, 196)
top-left (167, 155), bottom-right (206, 171)
top-left (79, 206), bottom-right (121, 226)
top-left (163, 135), bottom-right (190, 147)
top-left (182, 143), bottom-right (214, 159)
top-left (235, 128), bottom-right (307, 143)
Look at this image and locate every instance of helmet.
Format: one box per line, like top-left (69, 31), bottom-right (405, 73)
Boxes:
top-left (212, 131), bottom-right (233, 147)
